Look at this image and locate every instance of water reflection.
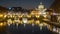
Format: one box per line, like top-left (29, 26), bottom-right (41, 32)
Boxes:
top-left (0, 22), bottom-right (58, 34)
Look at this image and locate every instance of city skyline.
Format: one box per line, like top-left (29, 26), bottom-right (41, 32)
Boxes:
top-left (0, 0), bottom-right (54, 9)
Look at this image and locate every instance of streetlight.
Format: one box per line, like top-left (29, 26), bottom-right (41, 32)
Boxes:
top-left (22, 18), bottom-right (28, 27)
top-left (0, 23), bottom-right (4, 26)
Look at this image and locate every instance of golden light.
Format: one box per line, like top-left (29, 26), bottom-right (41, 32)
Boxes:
top-left (19, 21), bottom-right (23, 24)
top-left (31, 19), bottom-right (34, 23)
top-left (27, 14), bottom-right (31, 18)
top-left (38, 3), bottom-right (44, 9)
top-left (35, 15), bottom-right (40, 18)
top-left (43, 23), bottom-right (48, 26)
top-left (31, 10), bottom-right (41, 19)
top-left (7, 15), bottom-right (12, 18)
top-left (22, 18), bottom-right (28, 24)
top-left (0, 14), bottom-right (4, 18)
top-left (31, 10), bottom-right (36, 15)
top-left (43, 15), bottom-right (47, 18)
top-left (57, 16), bottom-right (60, 22)
top-left (13, 19), bottom-right (20, 23)
top-left (0, 23), bottom-right (4, 26)
top-left (19, 15), bottom-right (23, 18)
top-left (12, 15), bottom-right (15, 18)
top-left (47, 25), bottom-right (53, 31)
top-left (4, 22), bottom-right (7, 26)
top-left (35, 20), bottom-right (40, 25)
top-left (7, 19), bottom-right (12, 24)
top-left (31, 10), bottom-right (40, 16)
top-left (10, 15), bottom-right (12, 18)
top-left (4, 15), bottom-right (7, 18)
top-left (27, 20), bottom-right (34, 24)
top-left (43, 19), bottom-right (50, 21)
top-left (39, 23), bottom-right (44, 26)
top-left (27, 20), bottom-right (32, 24)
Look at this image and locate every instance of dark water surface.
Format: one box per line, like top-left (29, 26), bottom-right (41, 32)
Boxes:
top-left (0, 24), bottom-right (58, 34)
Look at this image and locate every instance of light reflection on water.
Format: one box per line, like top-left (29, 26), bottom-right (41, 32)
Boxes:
top-left (0, 22), bottom-right (58, 34)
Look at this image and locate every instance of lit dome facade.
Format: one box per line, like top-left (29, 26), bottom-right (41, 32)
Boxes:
top-left (38, 2), bottom-right (45, 10)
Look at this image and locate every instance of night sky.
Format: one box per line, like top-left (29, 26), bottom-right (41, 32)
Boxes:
top-left (0, 0), bottom-right (54, 9)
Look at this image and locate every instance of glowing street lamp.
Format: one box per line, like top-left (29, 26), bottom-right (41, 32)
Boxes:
top-left (0, 14), bottom-right (4, 18)
top-left (22, 18), bottom-right (28, 24)
top-left (4, 15), bottom-right (7, 18)
top-left (0, 23), bottom-right (4, 26)
top-left (22, 18), bottom-right (28, 27)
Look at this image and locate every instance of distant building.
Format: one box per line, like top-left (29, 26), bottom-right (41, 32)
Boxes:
top-left (11, 7), bottom-right (22, 11)
top-left (37, 2), bottom-right (45, 11)
top-left (36, 2), bottom-right (47, 15)
top-left (0, 6), bottom-right (8, 13)
top-left (10, 7), bottom-right (30, 13)
top-left (50, 0), bottom-right (60, 13)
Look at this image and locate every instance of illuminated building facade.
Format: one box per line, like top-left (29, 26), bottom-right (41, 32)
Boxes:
top-left (0, 2), bottom-right (48, 25)
top-left (37, 2), bottom-right (47, 15)
top-left (0, 2), bottom-right (55, 33)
